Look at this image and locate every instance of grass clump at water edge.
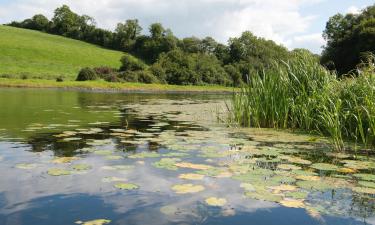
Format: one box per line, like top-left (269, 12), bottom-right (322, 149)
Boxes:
top-left (230, 52), bottom-right (375, 151)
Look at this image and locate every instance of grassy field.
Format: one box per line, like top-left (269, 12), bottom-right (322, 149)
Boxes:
top-left (0, 25), bottom-right (123, 79)
top-left (0, 78), bottom-right (237, 93)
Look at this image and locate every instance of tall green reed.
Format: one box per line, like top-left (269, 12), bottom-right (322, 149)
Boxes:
top-left (231, 52), bottom-right (375, 151)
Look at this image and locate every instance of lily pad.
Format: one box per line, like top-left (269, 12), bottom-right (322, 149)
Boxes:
top-left (75, 219), bottom-right (111, 225)
top-left (296, 180), bottom-right (332, 191)
top-left (171, 184), bottom-right (205, 194)
top-left (47, 168), bottom-right (71, 176)
top-left (352, 186), bottom-right (375, 194)
top-left (153, 158), bottom-right (181, 170)
top-left (245, 190), bottom-right (282, 202)
top-left (353, 173), bottom-right (375, 182)
top-left (114, 183), bottom-right (139, 190)
top-left (358, 181), bottom-right (375, 189)
top-left (15, 163), bottom-right (37, 169)
top-left (72, 164), bottom-right (92, 171)
top-left (175, 162), bottom-right (212, 170)
top-left (310, 163), bottom-right (338, 171)
top-left (279, 199), bottom-right (305, 208)
top-left (285, 191), bottom-right (308, 199)
top-left (205, 197), bottom-right (227, 206)
top-left (277, 164), bottom-right (302, 171)
top-left (52, 157), bottom-right (79, 164)
top-left (179, 173), bottom-right (205, 180)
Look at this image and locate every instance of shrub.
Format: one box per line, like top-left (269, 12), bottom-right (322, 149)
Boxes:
top-left (120, 54), bottom-right (146, 71)
top-left (21, 74), bottom-right (28, 80)
top-left (93, 66), bottom-right (117, 77)
top-left (56, 76), bottom-right (64, 82)
top-left (76, 67), bottom-right (97, 81)
top-left (118, 70), bottom-right (159, 84)
top-left (103, 74), bottom-right (122, 83)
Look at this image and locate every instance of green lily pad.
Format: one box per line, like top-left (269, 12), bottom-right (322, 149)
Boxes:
top-left (93, 150), bottom-right (113, 156)
top-left (72, 164), bottom-right (92, 171)
top-left (358, 181), bottom-right (375, 188)
top-left (75, 219), bottom-right (111, 225)
top-left (277, 164), bottom-right (302, 171)
top-left (310, 163), bottom-right (338, 171)
top-left (47, 168), bottom-right (72, 176)
top-left (205, 197), bottom-right (227, 206)
top-left (296, 180), bottom-right (332, 191)
top-left (15, 163), bottom-right (37, 169)
top-left (171, 184), bottom-right (205, 194)
top-left (285, 191), bottom-right (308, 199)
top-left (353, 173), bottom-right (375, 182)
top-left (114, 183), bottom-right (139, 190)
top-left (245, 190), bottom-right (282, 202)
top-left (352, 186), bottom-right (375, 194)
top-left (153, 158), bottom-right (181, 170)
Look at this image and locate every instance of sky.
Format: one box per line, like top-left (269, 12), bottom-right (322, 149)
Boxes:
top-left (0, 0), bottom-right (373, 54)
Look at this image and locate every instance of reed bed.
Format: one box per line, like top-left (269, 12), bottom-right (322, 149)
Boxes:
top-left (231, 52), bottom-right (375, 151)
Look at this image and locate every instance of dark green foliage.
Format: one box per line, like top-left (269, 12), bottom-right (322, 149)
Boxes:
top-left (154, 49), bottom-right (232, 86)
top-left (118, 70), bottom-right (159, 83)
top-left (76, 67), bottom-right (97, 81)
top-left (321, 4), bottom-right (375, 75)
top-left (6, 4), bottom-right (315, 87)
top-left (228, 31), bottom-right (290, 77)
top-left (120, 54), bottom-right (146, 71)
top-left (56, 76), bottom-right (64, 82)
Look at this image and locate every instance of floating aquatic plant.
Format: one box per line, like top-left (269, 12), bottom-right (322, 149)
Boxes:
top-left (179, 173), bottom-right (205, 180)
top-left (75, 219), bottom-right (111, 225)
top-left (72, 164), bottom-right (92, 171)
top-left (114, 183), bottom-right (139, 190)
top-left (15, 163), bottom-right (37, 169)
top-left (171, 184), bottom-right (205, 194)
top-left (175, 162), bottom-right (212, 170)
top-left (310, 163), bottom-right (339, 171)
top-left (153, 158), bottom-right (181, 170)
top-left (205, 197), bottom-right (227, 206)
top-left (47, 168), bottom-right (71, 176)
top-left (52, 157), bottom-right (79, 164)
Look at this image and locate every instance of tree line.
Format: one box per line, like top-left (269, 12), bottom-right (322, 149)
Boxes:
top-left (6, 4), bottom-right (375, 85)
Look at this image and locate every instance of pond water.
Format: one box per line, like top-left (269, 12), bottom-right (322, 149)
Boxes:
top-left (0, 88), bottom-right (374, 225)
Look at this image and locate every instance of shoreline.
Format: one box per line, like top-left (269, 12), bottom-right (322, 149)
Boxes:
top-left (0, 78), bottom-right (238, 94)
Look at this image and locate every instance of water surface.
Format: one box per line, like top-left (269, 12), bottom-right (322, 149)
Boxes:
top-left (0, 88), bottom-right (374, 225)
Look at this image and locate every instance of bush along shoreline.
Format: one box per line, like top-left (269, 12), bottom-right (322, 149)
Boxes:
top-left (230, 52), bottom-right (375, 151)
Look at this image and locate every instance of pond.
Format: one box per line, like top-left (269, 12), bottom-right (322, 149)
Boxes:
top-left (0, 88), bottom-right (374, 225)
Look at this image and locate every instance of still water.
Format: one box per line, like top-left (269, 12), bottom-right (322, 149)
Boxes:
top-left (0, 88), bottom-right (374, 225)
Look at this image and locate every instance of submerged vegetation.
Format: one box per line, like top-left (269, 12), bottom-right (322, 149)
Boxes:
top-left (231, 52), bottom-right (375, 150)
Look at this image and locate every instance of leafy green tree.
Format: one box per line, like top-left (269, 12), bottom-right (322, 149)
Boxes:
top-left (115, 19), bottom-right (142, 51)
top-left (321, 4), bottom-right (375, 75)
top-left (51, 5), bottom-right (82, 38)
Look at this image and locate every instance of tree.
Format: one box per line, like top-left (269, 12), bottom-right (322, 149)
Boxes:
top-left (115, 19), bottom-right (142, 51)
top-left (228, 31), bottom-right (289, 78)
top-left (51, 5), bottom-right (82, 38)
top-left (321, 4), bottom-right (375, 75)
top-left (150, 23), bottom-right (165, 39)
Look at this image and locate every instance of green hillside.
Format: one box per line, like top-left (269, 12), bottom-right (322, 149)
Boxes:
top-left (0, 25), bottom-right (123, 79)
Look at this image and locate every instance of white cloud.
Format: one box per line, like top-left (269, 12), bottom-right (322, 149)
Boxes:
top-left (288, 33), bottom-right (326, 53)
top-left (347, 5), bottom-right (361, 14)
top-left (0, 0), bottom-right (324, 52)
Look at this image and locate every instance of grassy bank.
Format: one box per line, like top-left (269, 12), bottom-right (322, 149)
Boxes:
top-left (230, 52), bottom-right (375, 150)
top-left (0, 78), bottom-right (237, 93)
top-left (0, 25), bottom-right (123, 79)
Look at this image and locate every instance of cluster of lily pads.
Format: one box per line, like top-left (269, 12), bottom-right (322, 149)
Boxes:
top-left (10, 98), bottom-right (375, 222)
